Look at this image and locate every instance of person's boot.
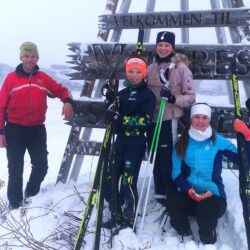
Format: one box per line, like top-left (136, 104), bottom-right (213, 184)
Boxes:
top-left (8, 201), bottom-right (22, 210)
top-left (121, 217), bottom-right (134, 229)
top-left (179, 229), bottom-right (193, 243)
top-left (102, 218), bottom-right (117, 229)
top-left (199, 229), bottom-right (217, 244)
top-left (102, 213), bottom-right (123, 229)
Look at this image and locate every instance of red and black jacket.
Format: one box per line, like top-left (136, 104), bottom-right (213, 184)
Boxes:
top-left (0, 64), bottom-right (72, 134)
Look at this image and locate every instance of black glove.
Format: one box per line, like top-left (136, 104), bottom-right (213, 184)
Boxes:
top-left (160, 86), bottom-right (176, 103)
top-left (246, 98), bottom-right (250, 111)
top-left (101, 82), bottom-right (115, 104)
top-left (105, 109), bottom-right (121, 124)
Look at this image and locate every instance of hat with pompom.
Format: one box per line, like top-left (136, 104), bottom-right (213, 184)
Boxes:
top-left (20, 42), bottom-right (39, 58)
top-left (156, 31), bottom-right (175, 49)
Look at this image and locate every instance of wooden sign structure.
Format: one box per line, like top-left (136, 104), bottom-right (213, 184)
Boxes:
top-left (99, 8), bottom-right (250, 29)
top-left (67, 43), bottom-right (250, 80)
top-left (57, 1), bottom-right (250, 184)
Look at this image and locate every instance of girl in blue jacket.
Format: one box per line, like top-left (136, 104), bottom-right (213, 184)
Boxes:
top-left (167, 103), bottom-right (238, 244)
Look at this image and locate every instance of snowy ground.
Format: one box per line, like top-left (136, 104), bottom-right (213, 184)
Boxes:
top-left (0, 92), bottom-right (248, 250)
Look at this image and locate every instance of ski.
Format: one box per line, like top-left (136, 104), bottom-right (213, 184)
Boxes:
top-left (232, 73), bottom-right (250, 250)
top-left (73, 121), bottom-right (113, 250)
top-left (93, 79), bottom-right (118, 250)
top-left (74, 28), bottom-right (146, 250)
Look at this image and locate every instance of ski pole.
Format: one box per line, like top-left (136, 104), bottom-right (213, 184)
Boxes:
top-left (132, 98), bottom-right (165, 231)
top-left (138, 99), bottom-right (166, 237)
top-left (133, 98), bottom-right (166, 236)
top-left (133, 98), bottom-right (164, 231)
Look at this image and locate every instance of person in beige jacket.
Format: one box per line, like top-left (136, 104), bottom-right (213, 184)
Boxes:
top-left (147, 31), bottom-right (196, 208)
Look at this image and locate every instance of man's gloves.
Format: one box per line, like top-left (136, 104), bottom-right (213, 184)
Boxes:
top-left (160, 86), bottom-right (176, 103)
top-left (233, 119), bottom-right (250, 141)
top-left (188, 188), bottom-right (212, 202)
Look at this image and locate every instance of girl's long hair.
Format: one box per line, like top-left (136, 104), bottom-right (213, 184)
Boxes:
top-left (175, 123), bottom-right (216, 159)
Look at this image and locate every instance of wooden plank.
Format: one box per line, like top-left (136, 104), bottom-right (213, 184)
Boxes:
top-left (75, 139), bottom-right (238, 169)
top-left (76, 140), bottom-right (102, 155)
top-left (70, 100), bottom-right (249, 138)
top-left (98, 8), bottom-right (250, 29)
top-left (67, 43), bottom-right (250, 80)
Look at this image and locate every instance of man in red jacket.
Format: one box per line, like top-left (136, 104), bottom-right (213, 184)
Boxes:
top-left (0, 42), bottom-right (74, 209)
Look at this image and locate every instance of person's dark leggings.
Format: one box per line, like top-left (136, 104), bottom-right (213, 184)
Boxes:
top-left (6, 123), bottom-right (48, 207)
top-left (105, 141), bottom-right (145, 224)
top-left (167, 191), bottom-right (227, 243)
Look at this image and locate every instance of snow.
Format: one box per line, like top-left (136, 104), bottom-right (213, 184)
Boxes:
top-left (0, 0), bottom-right (250, 248)
top-left (0, 91), bottom-right (248, 250)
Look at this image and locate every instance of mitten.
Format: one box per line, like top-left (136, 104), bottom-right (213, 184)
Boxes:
top-left (233, 119), bottom-right (250, 141)
top-left (101, 82), bottom-right (115, 104)
top-left (188, 188), bottom-right (212, 202)
top-left (160, 86), bottom-right (176, 103)
top-left (105, 109), bottom-right (121, 124)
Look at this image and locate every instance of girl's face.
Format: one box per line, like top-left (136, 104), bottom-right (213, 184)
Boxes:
top-left (156, 42), bottom-right (174, 58)
top-left (191, 114), bottom-right (210, 131)
top-left (126, 67), bottom-right (144, 85)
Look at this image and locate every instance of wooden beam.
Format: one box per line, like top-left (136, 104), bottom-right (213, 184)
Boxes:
top-left (70, 100), bottom-right (249, 138)
top-left (67, 43), bottom-right (250, 80)
top-left (98, 8), bottom-right (250, 29)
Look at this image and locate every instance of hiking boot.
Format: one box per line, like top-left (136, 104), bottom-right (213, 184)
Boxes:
top-left (121, 217), bottom-right (134, 229)
top-left (199, 229), bottom-right (217, 244)
top-left (156, 198), bottom-right (166, 206)
top-left (179, 229), bottom-right (194, 243)
top-left (8, 201), bottom-right (22, 210)
top-left (102, 214), bottom-right (123, 229)
top-left (102, 218), bottom-right (117, 229)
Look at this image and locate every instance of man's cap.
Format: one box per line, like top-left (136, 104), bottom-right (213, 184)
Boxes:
top-left (20, 42), bottom-right (39, 58)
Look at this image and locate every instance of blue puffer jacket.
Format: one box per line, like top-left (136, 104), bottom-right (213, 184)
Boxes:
top-left (172, 133), bottom-right (238, 199)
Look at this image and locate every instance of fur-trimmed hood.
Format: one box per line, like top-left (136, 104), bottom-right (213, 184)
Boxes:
top-left (171, 53), bottom-right (189, 67)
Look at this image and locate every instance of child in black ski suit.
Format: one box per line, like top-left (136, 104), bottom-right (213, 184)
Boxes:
top-left (104, 56), bottom-right (156, 229)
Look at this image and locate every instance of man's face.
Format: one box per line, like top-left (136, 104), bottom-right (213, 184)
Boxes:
top-left (20, 54), bottom-right (39, 73)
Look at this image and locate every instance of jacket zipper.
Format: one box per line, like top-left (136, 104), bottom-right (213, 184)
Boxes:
top-left (28, 74), bottom-right (33, 126)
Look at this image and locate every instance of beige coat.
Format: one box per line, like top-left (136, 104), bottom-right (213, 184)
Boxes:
top-left (147, 54), bottom-right (196, 122)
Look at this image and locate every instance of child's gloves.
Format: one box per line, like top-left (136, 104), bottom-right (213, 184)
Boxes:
top-left (160, 86), bottom-right (176, 103)
top-left (188, 188), bottom-right (212, 202)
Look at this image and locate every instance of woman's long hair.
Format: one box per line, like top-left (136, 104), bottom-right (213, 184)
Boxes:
top-left (175, 123), bottom-right (216, 159)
